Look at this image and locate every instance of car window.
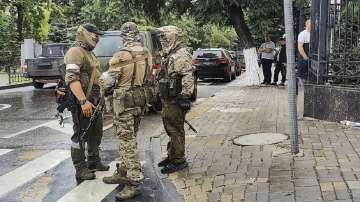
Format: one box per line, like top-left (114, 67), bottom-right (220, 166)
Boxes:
top-left (194, 50), bottom-right (222, 58)
top-left (42, 45), bottom-right (69, 57)
top-left (94, 35), bottom-right (124, 57)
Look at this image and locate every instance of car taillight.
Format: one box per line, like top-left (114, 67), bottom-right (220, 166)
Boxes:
top-left (192, 59), bottom-right (199, 64)
top-left (218, 58), bottom-right (227, 64)
top-left (152, 64), bottom-right (160, 70)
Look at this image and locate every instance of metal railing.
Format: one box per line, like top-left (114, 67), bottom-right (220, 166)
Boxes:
top-left (310, 0), bottom-right (360, 85)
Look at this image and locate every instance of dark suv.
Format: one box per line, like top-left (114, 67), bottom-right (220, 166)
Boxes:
top-left (25, 43), bottom-right (71, 88)
top-left (192, 48), bottom-right (236, 81)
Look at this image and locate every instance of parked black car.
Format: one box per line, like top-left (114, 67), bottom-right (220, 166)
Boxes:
top-left (192, 48), bottom-right (236, 81)
top-left (25, 43), bottom-right (71, 88)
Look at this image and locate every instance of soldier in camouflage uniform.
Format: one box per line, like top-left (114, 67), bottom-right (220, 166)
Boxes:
top-left (156, 26), bottom-right (194, 174)
top-left (64, 23), bottom-right (109, 182)
top-left (99, 22), bottom-right (151, 200)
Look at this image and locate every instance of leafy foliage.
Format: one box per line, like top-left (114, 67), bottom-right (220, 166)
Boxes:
top-left (329, 2), bottom-right (360, 84)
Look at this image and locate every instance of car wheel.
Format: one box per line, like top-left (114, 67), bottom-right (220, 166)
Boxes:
top-left (231, 70), bottom-right (236, 80)
top-left (33, 81), bottom-right (44, 89)
top-left (225, 71), bottom-right (232, 82)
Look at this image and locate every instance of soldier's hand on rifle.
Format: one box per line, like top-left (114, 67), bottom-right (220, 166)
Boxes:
top-left (81, 100), bottom-right (95, 118)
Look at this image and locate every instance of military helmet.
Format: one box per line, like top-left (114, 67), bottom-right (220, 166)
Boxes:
top-left (157, 26), bottom-right (183, 40)
top-left (157, 26), bottom-right (184, 56)
top-left (120, 22), bottom-right (139, 36)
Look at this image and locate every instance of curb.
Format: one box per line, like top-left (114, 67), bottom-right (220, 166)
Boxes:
top-left (0, 82), bottom-right (32, 90)
top-left (149, 135), bottom-right (184, 202)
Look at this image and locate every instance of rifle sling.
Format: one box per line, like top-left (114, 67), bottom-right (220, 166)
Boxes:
top-left (86, 53), bottom-right (98, 99)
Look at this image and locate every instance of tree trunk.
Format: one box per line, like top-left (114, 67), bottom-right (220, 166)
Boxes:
top-left (15, 4), bottom-right (24, 42)
top-left (230, 4), bottom-right (254, 49)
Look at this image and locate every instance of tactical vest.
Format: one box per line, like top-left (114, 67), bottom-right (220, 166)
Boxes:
top-left (113, 49), bottom-right (149, 116)
top-left (158, 56), bottom-right (182, 100)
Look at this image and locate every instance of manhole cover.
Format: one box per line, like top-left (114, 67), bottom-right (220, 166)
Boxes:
top-left (233, 133), bottom-right (288, 146)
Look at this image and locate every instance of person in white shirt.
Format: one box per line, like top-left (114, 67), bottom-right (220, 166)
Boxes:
top-left (259, 34), bottom-right (275, 85)
top-left (297, 19), bottom-right (311, 79)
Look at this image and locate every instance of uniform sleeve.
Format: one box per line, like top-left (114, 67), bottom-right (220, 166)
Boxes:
top-left (169, 51), bottom-right (194, 98)
top-left (64, 47), bottom-right (84, 85)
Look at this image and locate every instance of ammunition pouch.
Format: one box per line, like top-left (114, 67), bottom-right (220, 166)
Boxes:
top-left (113, 87), bottom-right (146, 117)
top-left (159, 76), bottom-right (182, 99)
top-left (113, 88), bottom-right (126, 116)
top-left (124, 87), bottom-right (146, 109)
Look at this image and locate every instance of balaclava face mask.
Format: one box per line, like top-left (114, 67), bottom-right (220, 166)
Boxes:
top-left (157, 26), bottom-right (184, 57)
top-left (75, 25), bottom-right (99, 51)
top-left (120, 22), bottom-right (142, 47)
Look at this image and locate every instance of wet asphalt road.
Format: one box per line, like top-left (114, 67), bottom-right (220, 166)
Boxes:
top-left (0, 77), bottom-right (238, 202)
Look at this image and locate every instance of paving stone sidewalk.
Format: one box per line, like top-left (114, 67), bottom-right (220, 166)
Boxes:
top-left (156, 81), bottom-right (360, 202)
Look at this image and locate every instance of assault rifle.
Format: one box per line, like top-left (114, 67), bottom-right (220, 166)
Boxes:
top-left (79, 97), bottom-right (105, 144)
top-left (185, 120), bottom-right (198, 134)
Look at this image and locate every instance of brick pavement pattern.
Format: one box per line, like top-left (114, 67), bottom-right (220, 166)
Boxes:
top-left (157, 81), bottom-right (360, 202)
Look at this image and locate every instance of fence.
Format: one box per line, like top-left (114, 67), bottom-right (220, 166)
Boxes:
top-left (310, 0), bottom-right (360, 85)
top-left (1, 55), bottom-right (31, 85)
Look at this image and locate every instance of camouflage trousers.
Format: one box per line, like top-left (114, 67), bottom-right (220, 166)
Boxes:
top-left (113, 107), bottom-right (143, 182)
top-left (162, 101), bottom-right (186, 163)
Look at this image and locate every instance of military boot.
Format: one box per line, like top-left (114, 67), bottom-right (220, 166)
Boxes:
top-left (161, 161), bottom-right (188, 174)
top-left (157, 157), bottom-right (171, 167)
top-left (88, 156), bottom-right (110, 171)
top-left (71, 147), bottom-right (96, 183)
top-left (115, 185), bottom-right (141, 201)
top-left (103, 163), bottom-right (127, 184)
top-left (75, 162), bottom-right (96, 183)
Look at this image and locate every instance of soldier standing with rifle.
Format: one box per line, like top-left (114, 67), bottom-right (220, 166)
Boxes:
top-left (64, 23), bottom-right (109, 183)
top-left (99, 22), bottom-right (150, 200)
top-left (156, 26), bottom-right (195, 174)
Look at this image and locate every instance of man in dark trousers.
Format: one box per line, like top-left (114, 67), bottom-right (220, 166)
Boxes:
top-left (272, 34), bottom-right (287, 86)
top-left (297, 19), bottom-right (311, 80)
top-left (258, 34), bottom-right (275, 85)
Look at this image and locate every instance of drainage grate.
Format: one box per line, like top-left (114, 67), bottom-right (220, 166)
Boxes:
top-left (233, 133), bottom-right (288, 146)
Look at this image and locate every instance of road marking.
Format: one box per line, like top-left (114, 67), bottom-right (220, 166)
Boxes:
top-left (3, 116), bottom-right (113, 139)
top-left (47, 121), bottom-right (74, 135)
top-left (0, 150), bottom-right (70, 198)
top-left (57, 161), bottom-right (119, 202)
top-left (2, 115), bottom-right (72, 139)
top-left (0, 104), bottom-right (11, 111)
top-left (0, 149), bottom-right (12, 156)
top-left (103, 123), bottom-right (113, 131)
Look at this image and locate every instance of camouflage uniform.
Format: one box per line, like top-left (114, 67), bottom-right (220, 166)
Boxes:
top-left (64, 24), bottom-right (109, 182)
top-left (100, 22), bottom-right (151, 200)
top-left (157, 26), bottom-right (194, 174)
